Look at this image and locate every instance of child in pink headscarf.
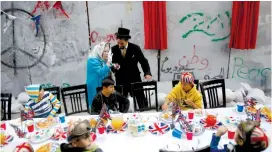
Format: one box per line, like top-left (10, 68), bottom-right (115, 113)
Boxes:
top-left (162, 72), bottom-right (202, 111)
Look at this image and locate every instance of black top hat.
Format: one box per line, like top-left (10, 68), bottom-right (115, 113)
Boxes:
top-left (115, 27), bottom-right (131, 39)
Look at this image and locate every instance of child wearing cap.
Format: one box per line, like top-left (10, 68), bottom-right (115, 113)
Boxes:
top-left (211, 120), bottom-right (269, 152)
top-left (56, 120), bottom-right (103, 152)
top-left (24, 84), bottom-right (61, 119)
top-left (162, 72), bottom-right (202, 111)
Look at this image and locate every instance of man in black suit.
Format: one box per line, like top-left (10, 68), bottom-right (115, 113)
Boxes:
top-left (111, 27), bottom-right (152, 109)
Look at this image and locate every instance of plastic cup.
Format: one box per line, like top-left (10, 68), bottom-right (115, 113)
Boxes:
top-left (0, 121), bottom-right (6, 130)
top-left (172, 128), bottom-right (182, 139)
top-left (98, 126), bottom-right (106, 134)
top-left (228, 126), bottom-right (236, 139)
top-left (59, 113), bottom-right (66, 123)
top-left (186, 131), bottom-right (193, 140)
top-left (26, 120), bottom-right (34, 132)
top-left (237, 103), bottom-right (244, 112)
top-left (188, 110), bottom-right (194, 120)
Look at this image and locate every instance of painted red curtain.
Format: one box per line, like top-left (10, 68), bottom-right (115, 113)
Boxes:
top-left (143, 1), bottom-right (167, 50)
top-left (229, 1), bottom-right (260, 49)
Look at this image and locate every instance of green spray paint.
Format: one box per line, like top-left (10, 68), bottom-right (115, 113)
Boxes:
top-left (179, 11), bottom-right (231, 42)
top-left (41, 83), bottom-right (71, 89)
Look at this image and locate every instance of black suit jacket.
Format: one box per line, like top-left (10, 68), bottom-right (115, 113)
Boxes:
top-left (111, 42), bottom-right (151, 86)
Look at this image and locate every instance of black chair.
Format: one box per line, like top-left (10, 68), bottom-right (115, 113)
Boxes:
top-left (131, 81), bottom-right (158, 112)
top-left (199, 79), bottom-right (226, 109)
top-left (96, 85), bottom-right (123, 94)
top-left (61, 84), bottom-right (89, 116)
top-left (172, 80), bottom-right (199, 90)
top-left (1, 93), bottom-right (12, 120)
top-left (44, 87), bottom-right (61, 114)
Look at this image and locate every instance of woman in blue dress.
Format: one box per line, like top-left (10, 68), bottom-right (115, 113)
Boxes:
top-left (86, 42), bottom-right (112, 111)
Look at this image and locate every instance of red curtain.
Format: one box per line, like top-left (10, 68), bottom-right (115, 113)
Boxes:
top-left (143, 1), bottom-right (167, 50)
top-left (229, 1), bottom-right (260, 49)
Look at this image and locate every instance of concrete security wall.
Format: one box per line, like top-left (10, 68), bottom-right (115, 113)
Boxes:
top-left (1, 1), bottom-right (271, 96)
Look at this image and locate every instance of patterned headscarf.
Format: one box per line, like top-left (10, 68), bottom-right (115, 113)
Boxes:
top-left (238, 121), bottom-right (269, 151)
top-left (88, 42), bottom-right (110, 60)
top-left (180, 72), bottom-right (194, 84)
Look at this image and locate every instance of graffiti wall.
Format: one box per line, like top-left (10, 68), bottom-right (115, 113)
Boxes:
top-left (1, 1), bottom-right (271, 96)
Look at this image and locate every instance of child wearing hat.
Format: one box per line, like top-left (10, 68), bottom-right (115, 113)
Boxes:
top-left (162, 72), bottom-right (202, 111)
top-left (211, 120), bottom-right (269, 152)
top-left (56, 120), bottom-right (103, 152)
top-left (24, 84), bottom-right (61, 119)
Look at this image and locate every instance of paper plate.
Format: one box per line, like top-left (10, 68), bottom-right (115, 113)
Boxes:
top-left (159, 112), bottom-right (178, 123)
top-left (106, 122), bottom-right (128, 133)
top-left (165, 143), bottom-right (181, 151)
top-left (199, 118), bottom-right (222, 130)
top-left (148, 122), bottom-right (170, 135)
top-left (29, 128), bottom-right (55, 143)
top-left (36, 118), bottom-right (58, 130)
top-left (0, 130), bottom-right (14, 147)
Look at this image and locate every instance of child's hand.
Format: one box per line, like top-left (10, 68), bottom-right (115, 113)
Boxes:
top-left (162, 103), bottom-right (168, 110)
top-left (47, 115), bottom-right (54, 121)
top-left (216, 126), bottom-right (228, 137)
top-left (184, 99), bottom-right (194, 106)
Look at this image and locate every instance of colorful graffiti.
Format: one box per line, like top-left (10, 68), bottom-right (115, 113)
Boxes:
top-left (41, 83), bottom-right (71, 89)
top-left (179, 11), bottom-right (231, 42)
top-left (231, 57), bottom-right (271, 80)
top-left (90, 31), bottom-right (116, 43)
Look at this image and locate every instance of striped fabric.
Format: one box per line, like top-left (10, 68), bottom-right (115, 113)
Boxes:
top-left (250, 127), bottom-right (269, 149)
top-left (25, 84), bottom-right (40, 101)
top-left (24, 84), bottom-right (61, 118)
top-left (180, 72), bottom-right (194, 84)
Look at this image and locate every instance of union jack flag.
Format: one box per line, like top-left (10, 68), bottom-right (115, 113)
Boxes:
top-left (148, 122), bottom-right (170, 135)
top-left (106, 122), bottom-right (127, 133)
top-left (253, 109), bottom-right (261, 122)
top-left (200, 119), bottom-right (222, 130)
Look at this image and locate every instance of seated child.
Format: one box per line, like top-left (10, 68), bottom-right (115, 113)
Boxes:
top-left (56, 120), bottom-right (103, 152)
top-left (24, 84), bottom-right (61, 119)
top-left (162, 72), bottom-right (202, 111)
top-left (211, 120), bottom-right (269, 152)
top-left (91, 78), bottom-right (130, 114)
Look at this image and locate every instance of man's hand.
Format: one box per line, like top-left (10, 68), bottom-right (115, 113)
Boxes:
top-left (113, 63), bottom-right (120, 70)
top-left (216, 126), bottom-right (228, 137)
top-left (145, 75), bottom-right (152, 81)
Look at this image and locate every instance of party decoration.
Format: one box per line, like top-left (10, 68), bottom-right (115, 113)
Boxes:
top-left (10, 124), bottom-right (27, 138)
top-left (13, 142), bottom-right (34, 152)
top-left (53, 1), bottom-right (69, 18)
top-left (51, 127), bottom-right (67, 140)
top-left (2, 12), bottom-right (17, 33)
top-left (97, 103), bottom-right (111, 128)
top-left (176, 112), bottom-right (194, 132)
top-left (31, 1), bottom-right (50, 15)
top-left (107, 122), bottom-right (127, 133)
top-left (261, 106), bottom-right (272, 122)
top-left (200, 118), bottom-right (222, 129)
top-left (148, 122), bottom-right (170, 135)
top-left (31, 15), bottom-right (41, 37)
top-left (36, 142), bottom-right (59, 152)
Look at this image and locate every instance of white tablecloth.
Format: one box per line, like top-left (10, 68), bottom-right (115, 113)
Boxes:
top-left (1, 107), bottom-right (272, 152)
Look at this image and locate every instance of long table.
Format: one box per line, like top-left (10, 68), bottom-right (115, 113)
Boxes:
top-left (1, 107), bottom-right (271, 152)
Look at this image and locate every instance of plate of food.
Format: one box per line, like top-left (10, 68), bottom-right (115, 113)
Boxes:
top-left (0, 129), bottom-right (13, 147)
top-left (199, 114), bottom-right (222, 130)
top-left (36, 142), bottom-right (59, 152)
top-left (36, 118), bottom-right (58, 130)
top-left (159, 112), bottom-right (177, 123)
top-left (29, 128), bottom-right (55, 143)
